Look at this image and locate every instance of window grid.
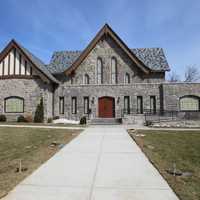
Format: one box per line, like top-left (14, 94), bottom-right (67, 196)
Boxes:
top-left (72, 97), bottom-right (77, 114)
top-left (59, 97), bottom-right (64, 114)
top-left (5, 97), bottom-right (24, 113)
top-left (97, 58), bottom-right (103, 84)
top-left (111, 57), bottom-right (117, 84)
top-left (84, 97), bottom-right (89, 114)
top-left (180, 97), bottom-right (199, 111)
top-left (124, 96), bottom-right (130, 114)
top-left (124, 73), bottom-right (130, 84)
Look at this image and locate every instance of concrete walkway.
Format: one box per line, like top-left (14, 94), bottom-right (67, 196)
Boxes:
top-left (3, 126), bottom-right (179, 200)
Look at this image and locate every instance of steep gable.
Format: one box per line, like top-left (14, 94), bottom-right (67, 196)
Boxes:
top-left (63, 24), bottom-right (151, 75)
top-left (0, 40), bottom-right (59, 83)
top-left (48, 24), bottom-right (169, 75)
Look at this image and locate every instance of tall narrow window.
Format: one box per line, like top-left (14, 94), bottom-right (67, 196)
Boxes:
top-left (111, 57), bottom-right (117, 84)
top-left (150, 96), bottom-right (156, 114)
top-left (59, 97), bottom-right (64, 114)
top-left (84, 97), bottom-right (89, 114)
top-left (124, 73), bottom-right (130, 84)
top-left (124, 96), bottom-right (130, 114)
top-left (84, 74), bottom-right (90, 84)
top-left (72, 97), bottom-right (77, 114)
top-left (97, 58), bottom-right (103, 84)
top-left (137, 96), bottom-right (143, 114)
top-left (5, 97), bottom-right (24, 113)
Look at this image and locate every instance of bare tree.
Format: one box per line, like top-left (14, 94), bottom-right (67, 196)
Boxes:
top-left (184, 65), bottom-right (200, 82)
top-left (168, 71), bottom-right (180, 82)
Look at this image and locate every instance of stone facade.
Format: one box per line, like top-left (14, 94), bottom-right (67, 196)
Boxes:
top-left (61, 36), bottom-right (165, 85)
top-left (0, 78), bottom-right (53, 121)
top-left (54, 83), bottom-right (161, 120)
top-left (162, 83), bottom-right (200, 111)
top-left (1, 25), bottom-right (200, 123)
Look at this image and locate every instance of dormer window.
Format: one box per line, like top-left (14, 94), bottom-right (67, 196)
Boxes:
top-left (111, 57), bottom-right (117, 84)
top-left (97, 58), bottom-right (103, 84)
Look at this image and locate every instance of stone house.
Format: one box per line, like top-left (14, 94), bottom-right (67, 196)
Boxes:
top-left (0, 24), bottom-right (200, 122)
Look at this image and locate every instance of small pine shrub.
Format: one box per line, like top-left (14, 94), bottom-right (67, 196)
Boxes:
top-left (47, 118), bottom-right (53, 123)
top-left (34, 98), bottom-right (44, 123)
top-left (0, 114), bottom-right (6, 122)
top-left (17, 115), bottom-right (26, 122)
top-left (80, 116), bottom-right (87, 125)
top-left (53, 116), bottom-right (60, 120)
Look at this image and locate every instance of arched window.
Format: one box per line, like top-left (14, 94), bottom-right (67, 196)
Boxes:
top-left (111, 57), bottom-right (117, 84)
top-left (84, 74), bottom-right (90, 84)
top-left (124, 73), bottom-right (130, 84)
top-left (97, 58), bottom-right (103, 84)
top-left (180, 96), bottom-right (200, 111)
top-left (5, 96), bottom-right (24, 113)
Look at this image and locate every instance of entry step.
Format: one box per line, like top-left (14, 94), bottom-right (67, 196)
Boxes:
top-left (89, 118), bottom-right (122, 125)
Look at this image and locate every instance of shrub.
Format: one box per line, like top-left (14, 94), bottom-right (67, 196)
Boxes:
top-left (0, 114), bottom-right (6, 122)
top-left (34, 98), bottom-right (44, 123)
top-left (25, 114), bottom-right (33, 123)
top-left (47, 118), bottom-right (53, 123)
top-left (144, 120), bottom-right (153, 126)
top-left (17, 115), bottom-right (26, 122)
top-left (53, 116), bottom-right (60, 120)
top-left (80, 116), bottom-right (87, 125)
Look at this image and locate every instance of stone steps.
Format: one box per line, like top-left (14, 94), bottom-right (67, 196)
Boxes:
top-left (89, 118), bottom-right (122, 125)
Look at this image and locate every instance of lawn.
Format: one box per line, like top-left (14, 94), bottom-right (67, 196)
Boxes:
top-left (0, 122), bottom-right (86, 127)
top-left (0, 127), bottom-right (81, 198)
top-left (129, 130), bottom-right (200, 200)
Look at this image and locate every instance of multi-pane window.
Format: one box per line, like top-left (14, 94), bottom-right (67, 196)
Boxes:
top-left (124, 73), bottom-right (130, 84)
top-left (111, 57), bottom-right (117, 84)
top-left (97, 58), bottom-right (103, 84)
top-left (124, 96), bottom-right (130, 114)
top-left (180, 96), bottom-right (199, 111)
top-left (84, 97), bottom-right (89, 114)
top-left (5, 97), bottom-right (24, 113)
top-left (59, 97), bottom-right (64, 114)
top-left (150, 96), bottom-right (156, 114)
top-left (71, 97), bottom-right (77, 114)
top-left (137, 96), bottom-right (143, 114)
top-left (84, 74), bottom-right (90, 84)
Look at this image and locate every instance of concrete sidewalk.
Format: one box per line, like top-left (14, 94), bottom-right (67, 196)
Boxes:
top-left (3, 126), bottom-right (179, 200)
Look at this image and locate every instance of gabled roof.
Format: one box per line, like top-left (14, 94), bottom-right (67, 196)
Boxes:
top-left (48, 51), bottom-right (82, 74)
top-left (47, 24), bottom-right (170, 74)
top-left (48, 47), bottom-right (169, 74)
top-left (63, 24), bottom-right (151, 75)
top-left (0, 39), bottom-right (59, 84)
top-left (131, 48), bottom-right (170, 72)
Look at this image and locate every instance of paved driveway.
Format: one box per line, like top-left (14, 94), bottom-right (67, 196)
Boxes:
top-left (3, 126), bottom-right (179, 200)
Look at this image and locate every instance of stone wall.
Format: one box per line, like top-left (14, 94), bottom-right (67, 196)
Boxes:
top-left (0, 78), bottom-right (54, 121)
top-left (54, 83), bottom-right (161, 120)
top-left (61, 35), bottom-right (165, 86)
top-left (162, 83), bottom-right (200, 110)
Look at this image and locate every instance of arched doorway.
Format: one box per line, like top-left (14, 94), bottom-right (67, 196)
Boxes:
top-left (98, 97), bottom-right (115, 118)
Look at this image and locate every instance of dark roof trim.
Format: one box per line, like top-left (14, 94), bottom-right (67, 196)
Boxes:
top-left (0, 39), bottom-right (59, 84)
top-left (64, 24), bottom-right (150, 75)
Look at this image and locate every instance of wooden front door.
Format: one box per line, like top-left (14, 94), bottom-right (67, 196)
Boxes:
top-left (98, 97), bottom-right (115, 118)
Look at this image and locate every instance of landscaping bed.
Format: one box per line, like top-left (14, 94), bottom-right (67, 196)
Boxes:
top-left (129, 129), bottom-right (200, 200)
top-left (0, 127), bottom-right (81, 198)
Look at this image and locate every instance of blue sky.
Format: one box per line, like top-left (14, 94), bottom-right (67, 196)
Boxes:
top-left (0, 0), bottom-right (200, 79)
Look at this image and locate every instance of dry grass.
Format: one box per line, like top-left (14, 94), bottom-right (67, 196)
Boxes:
top-left (0, 127), bottom-right (81, 198)
top-left (129, 130), bottom-right (200, 200)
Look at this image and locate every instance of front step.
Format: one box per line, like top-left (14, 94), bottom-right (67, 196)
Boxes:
top-left (89, 118), bottom-right (122, 125)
